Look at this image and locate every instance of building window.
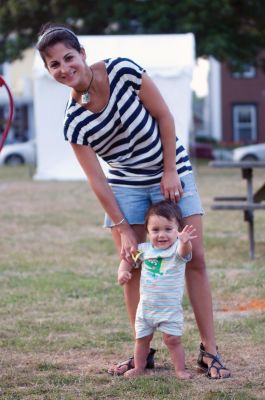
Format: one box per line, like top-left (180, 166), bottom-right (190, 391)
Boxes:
top-left (13, 104), bottom-right (29, 141)
top-left (233, 105), bottom-right (257, 142)
top-left (232, 65), bottom-right (256, 79)
top-left (0, 103), bottom-right (30, 142)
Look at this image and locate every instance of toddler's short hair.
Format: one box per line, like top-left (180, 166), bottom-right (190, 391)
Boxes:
top-left (144, 200), bottom-right (182, 231)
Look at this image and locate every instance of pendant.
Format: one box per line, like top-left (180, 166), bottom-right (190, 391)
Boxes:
top-left (81, 92), bottom-right (90, 105)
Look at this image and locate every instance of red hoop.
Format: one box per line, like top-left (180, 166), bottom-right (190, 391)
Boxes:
top-left (0, 75), bottom-right (14, 152)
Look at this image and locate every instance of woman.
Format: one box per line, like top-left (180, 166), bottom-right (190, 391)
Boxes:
top-left (36, 22), bottom-right (230, 379)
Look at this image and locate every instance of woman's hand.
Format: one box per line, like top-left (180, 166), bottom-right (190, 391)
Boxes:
top-left (160, 170), bottom-right (183, 202)
top-left (116, 223), bottom-right (138, 264)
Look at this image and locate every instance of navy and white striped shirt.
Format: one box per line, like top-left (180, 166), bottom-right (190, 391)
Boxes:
top-left (64, 57), bottom-right (192, 187)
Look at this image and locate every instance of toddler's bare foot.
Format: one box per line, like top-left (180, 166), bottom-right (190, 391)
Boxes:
top-left (176, 370), bottom-right (192, 380)
top-left (124, 367), bottom-right (145, 378)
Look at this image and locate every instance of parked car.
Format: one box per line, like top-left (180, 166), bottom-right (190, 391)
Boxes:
top-left (189, 142), bottom-right (214, 159)
top-left (233, 143), bottom-right (265, 162)
top-left (0, 138), bottom-right (36, 165)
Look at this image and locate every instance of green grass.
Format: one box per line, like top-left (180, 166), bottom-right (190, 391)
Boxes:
top-left (0, 163), bottom-right (265, 399)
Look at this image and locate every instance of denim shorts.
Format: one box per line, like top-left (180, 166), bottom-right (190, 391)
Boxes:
top-left (104, 172), bottom-right (204, 227)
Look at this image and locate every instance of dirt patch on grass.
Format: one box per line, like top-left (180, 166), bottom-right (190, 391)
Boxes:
top-left (222, 299), bottom-right (265, 312)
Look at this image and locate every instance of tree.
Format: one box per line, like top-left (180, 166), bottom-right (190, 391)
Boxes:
top-left (1, 0), bottom-right (265, 69)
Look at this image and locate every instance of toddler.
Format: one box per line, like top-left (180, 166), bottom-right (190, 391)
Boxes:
top-left (118, 200), bottom-right (197, 379)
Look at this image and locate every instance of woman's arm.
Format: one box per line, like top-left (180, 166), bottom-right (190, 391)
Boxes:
top-left (139, 73), bottom-right (183, 202)
top-left (71, 143), bottom-right (138, 261)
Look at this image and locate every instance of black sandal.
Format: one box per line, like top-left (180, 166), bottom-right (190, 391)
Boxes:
top-left (197, 343), bottom-right (230, 379)
top-left (108, 348), bottom-right (156, 376)
top-left (146, 347), bottom-right (156, 369)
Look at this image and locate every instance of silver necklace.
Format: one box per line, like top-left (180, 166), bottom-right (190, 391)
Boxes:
top-left (80, 67), bottom-right (94, 105)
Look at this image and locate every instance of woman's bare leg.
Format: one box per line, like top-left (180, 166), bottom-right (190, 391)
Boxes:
top-left (108, 224), bottom-right (146, 374)
top-left (183, 214), bottom-right (230, 378)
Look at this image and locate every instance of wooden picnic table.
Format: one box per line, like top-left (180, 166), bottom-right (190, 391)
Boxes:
top-left (209, 160), bottom-right (265, 259)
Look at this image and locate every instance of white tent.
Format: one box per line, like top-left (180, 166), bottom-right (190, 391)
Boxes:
top-left (33, 34), bottom-right (195, 180)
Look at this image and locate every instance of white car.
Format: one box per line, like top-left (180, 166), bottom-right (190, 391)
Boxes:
top-left (233, 143), bottom-right (265, 162)
top-left (0, 139), bottom-right (36, 165)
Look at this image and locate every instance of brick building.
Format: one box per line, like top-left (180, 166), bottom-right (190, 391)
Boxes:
top-left (209, 56), bottom-right (265, 145)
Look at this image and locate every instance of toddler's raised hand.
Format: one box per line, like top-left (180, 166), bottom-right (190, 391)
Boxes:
top-left (178, 225), bottom-right (197, 243)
